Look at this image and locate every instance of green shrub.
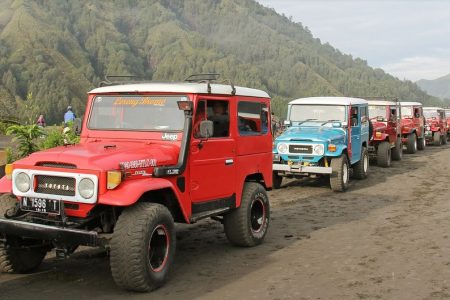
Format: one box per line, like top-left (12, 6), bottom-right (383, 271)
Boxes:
top-left (6, 124), bottom-right (43, 160)
top-left (40, 127), bottom-right (65, 150)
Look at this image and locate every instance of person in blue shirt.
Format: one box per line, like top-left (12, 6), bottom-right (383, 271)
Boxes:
top-left (64, 106), bottom-right (76, 125)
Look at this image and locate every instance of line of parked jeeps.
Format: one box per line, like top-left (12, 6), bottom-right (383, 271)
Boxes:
top-left (0, 75), bottom-right (448, 293)
top-left (273, 97), bottom-right (449, 191)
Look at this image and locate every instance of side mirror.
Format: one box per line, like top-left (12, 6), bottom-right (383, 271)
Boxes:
top-left (73, 118), bottom-right (82, 136)
top-left (283, 120), bottom-right (291, 126)
top-left (199, 120), bottom-right (213, 138)
top-left (332, 122), bottom-right (342, 128)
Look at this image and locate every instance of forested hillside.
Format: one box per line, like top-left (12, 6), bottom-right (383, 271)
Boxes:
top-left (417, 74), bottom-right (450, 101)
top-left (0, 0), bottom-right (440, 124)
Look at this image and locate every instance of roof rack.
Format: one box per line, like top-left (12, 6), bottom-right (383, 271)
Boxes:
top-left (184, 73), bottom-right (236, 95)
top-left (99, 75), bottom-right (150, 87)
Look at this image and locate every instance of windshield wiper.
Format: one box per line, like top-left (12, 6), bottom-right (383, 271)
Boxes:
top-left (321, 119), bottom-right (340, 126)
top-left (297, 118), bottom-right (317, 125)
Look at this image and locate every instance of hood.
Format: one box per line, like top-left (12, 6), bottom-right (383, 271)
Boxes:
top-left (15, 141), bottom-right (180, 171)
top-left (372, 121), bottom-right (387, 132)
top-left (426, 118), bottom-right (440, 126)
top-left (276, 126), bottom-right (346, 143)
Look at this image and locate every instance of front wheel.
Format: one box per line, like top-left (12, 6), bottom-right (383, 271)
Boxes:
top-left (417, 136), bottom-right (426, 150)
top-left (352, 147), bottom-right (369, 180)
top-left (224, 182), bottom-right (270, 247)
top-left (443, 133), bottom-right (448, 145)
top-left (330, 155), bottom-right (349, 192)
top-left (392, 138), bottom-right (403, 161)
top-left (377, 141), bottom-right (391, 167)
top-left (110, 203), bottom-right (176, 292)
top-left (272, 171), bottom-right (282, 189)
top-left (406, 133), bottom-right (417, 154)
top-left (433, 132), bottom-right (442, 146)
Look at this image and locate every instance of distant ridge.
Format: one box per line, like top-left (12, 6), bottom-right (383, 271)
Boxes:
top-left (417, 74), bottom-right (450, 100)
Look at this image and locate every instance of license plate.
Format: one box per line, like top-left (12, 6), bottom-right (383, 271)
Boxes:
top-left (20, 197), bottom-right (60, 214)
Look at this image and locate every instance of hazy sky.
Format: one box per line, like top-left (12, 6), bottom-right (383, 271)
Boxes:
top-left (257, 0), bottom-right (450, 82)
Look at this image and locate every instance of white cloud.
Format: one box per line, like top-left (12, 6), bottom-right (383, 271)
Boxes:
top-left (382, 56), bottom-right (450, 81)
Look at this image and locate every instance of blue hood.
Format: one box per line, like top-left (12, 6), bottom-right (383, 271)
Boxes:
top-left (276, 126), bottom-right (346, 143)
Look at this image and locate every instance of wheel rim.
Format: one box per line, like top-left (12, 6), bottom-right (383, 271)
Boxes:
top-left (148, 225), bottom-right (170, 272)
top-left (363, 153), bottom-right (368, 173)
top-left (250, 197), bottom-right (266, 234)
top-left (343, 162), bottom-right (348, 184)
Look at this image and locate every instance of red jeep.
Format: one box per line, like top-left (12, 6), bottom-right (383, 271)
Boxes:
top-left (367, 100), bottom-right (403, 167)
top-left (0, 75), bottom-right (272, 292)
top-left (400, 102), bottom-right (426, 153)
top-left (423, 107), bottom-right (448, 146)
top-left (445, 109), bottom-right (450, 141)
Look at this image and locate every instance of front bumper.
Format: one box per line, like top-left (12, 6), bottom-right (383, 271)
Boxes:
top-left (0, 218), bottom-right (101, 247)
top-left (273, 164), bottom-right (332, 174)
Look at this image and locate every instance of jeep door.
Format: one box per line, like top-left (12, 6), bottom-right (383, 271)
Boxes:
top-left (190, 98), bottom-right (236, 205)
top-left (350, 105), bottom-right (367, 164)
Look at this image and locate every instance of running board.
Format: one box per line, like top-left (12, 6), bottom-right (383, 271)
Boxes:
top-left (190, 207), bottom-right (232, 223)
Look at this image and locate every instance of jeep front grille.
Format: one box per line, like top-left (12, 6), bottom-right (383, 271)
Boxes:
top-left (289, 144), bottom-right (313, 154)
top-left (35, 175), bottom-right (76, 196)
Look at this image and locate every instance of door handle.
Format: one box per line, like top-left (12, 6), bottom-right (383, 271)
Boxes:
top-left (225, 159), bottom-right (234, 165)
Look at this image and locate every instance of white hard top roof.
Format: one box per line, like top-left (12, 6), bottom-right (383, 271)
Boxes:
top-left (89, 83), bottom-right (270, 98)
top-left (289, 97), bottom-right (367, 106)
top-left (423, 106), bottom-right (444, 110)
top-left (367, 100), bottom-right (397, 106)
top-left (400, 101), bottom-right (422, 106)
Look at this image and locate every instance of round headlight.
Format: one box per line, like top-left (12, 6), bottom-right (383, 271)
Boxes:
top-left (277, 143), bottom-right (288, 154)
top-left (313, 144), bottom-right (324, 155)
top-left (15, 172), bottom-right (31, 193)
top-left (78, 178), bottom-right (95, 199)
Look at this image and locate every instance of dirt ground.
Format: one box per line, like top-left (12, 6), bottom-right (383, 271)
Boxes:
top-left (1, 144), bottom-right (450, 300)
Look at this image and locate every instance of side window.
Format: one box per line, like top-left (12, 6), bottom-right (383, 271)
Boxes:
top-left (207, 100), bottom-right (229, 138)
top-left (414, 107), bottom-right (420, 118)
top-left (350, 106), bottom-right (359, 127)
top-left (193, 100), bottom-right (206, 139)
top-left (237, 101), bottom-right (268, 135)
top-left (390, 107), bottom-right (397, 121)
top-left (361, 106), bottom-right (368, 123)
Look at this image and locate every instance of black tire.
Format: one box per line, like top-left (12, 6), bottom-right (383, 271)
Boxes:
top-left (0, 195), bottom-right (47, 274)
top-left (433, 132), bottom-right (441, 146)
top-left (352, 147), bottom-right (369, 180)
top-left (272, 171), bottom-right (282, 189)
top-left (110, 203), bottom-right (176, 292)
top-left (223, 182), bottom-right (270, 247)
top-left (406, 133), bottom-right (417, 154)
top-left (417, 135), bottom-right (426, 151)
top-left (330, 155), bottom-right (349, 192)
top-left (443, 133), bottom-right (448, 145)
top-left (377, 141), bottom-right (391, 167)
top-left (368, 120), bottom-right (374, 140)
top-left (392, 138), bottom-right (403, 161)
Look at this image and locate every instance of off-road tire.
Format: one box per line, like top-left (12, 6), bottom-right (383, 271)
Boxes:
top-left (433, 132), bottom-right (441, 146)
top-left (224, 182), bottom-right (270, 247)
top-left (377, 141), bottom-right (391, 167)
top-left (352, 147), bottom-right (368, 180)
top-left (330, 155), bottom-right (349, 192)
top-left (417, 136), bottom-right (426, 150)
top-left (406, 133), bottom-right (417, 154)
top-left (110, 203), bottom-right (176, 292)
top-left (392, 138), bottom-right (403, 161)
top-left (0, 195), bottom-right (47, 273)
top-left (443, 133), bottom-right (448, 145)
top-left (272, 171), bottom-right (282, 189)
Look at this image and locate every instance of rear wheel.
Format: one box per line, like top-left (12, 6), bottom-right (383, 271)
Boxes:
top-left (0, 195), bottom-right (48, 274)
top-left (110, 203), bottom-right (176, 292)
top-left (272, 171), bottom-right (282, 189)
top-left (330, 155), bottom-right (349, 192)
top-left (377, 141), bottom-right (391, 167)
top-left (433, 132), bottom-right (441, 146)
top-left (224, 182), bottom-right (270, 247)
top-left (392, 138), bottom-right (403, 161)
top-left (406, 133), bottom-right (417, 154)
top-left (352, 147), bottom-right (368, 179)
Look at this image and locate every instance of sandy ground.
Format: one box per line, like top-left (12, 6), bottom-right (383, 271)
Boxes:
top-left (1, 144), bottom-right (450, 299)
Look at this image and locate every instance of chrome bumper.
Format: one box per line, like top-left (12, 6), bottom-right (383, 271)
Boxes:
top-left (273, 164), bottom-right (332, 174)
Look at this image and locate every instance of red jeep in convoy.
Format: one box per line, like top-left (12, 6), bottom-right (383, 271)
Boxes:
top-left (445, 108), bottom-right (450, 141)
top-left (400, 102), bottom-right (426, 153)
top-left (423, 107), bottom-right (448, 146)
top-left (0, 75), bottom-right (272, 292)
top-left (367, 100), bottom-right (403, 167)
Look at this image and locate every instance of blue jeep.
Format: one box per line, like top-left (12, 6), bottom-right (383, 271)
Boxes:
top-left (272, 97), bottom-right (370, 192)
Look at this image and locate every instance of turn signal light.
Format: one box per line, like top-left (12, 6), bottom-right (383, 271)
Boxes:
top-left (5, 164), bottom-right (13, 180)
top-left (328, 144), bottom-right (337, 152)
top-left (375, 132), bottom-right (382, 138)
top-left (107, 171), bottom-right (122, 190)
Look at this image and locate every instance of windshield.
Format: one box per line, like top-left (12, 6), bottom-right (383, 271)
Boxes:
top-left (369, 105), bottom-right (387, 121)
top-left (88, 95), bottom-right (186, 131)
top-left (289, 105), bottom-right (346, 123)
top-left (402, 106), bottom-right (412, 117)
top-left (423, 110), bottom-right (439, 119)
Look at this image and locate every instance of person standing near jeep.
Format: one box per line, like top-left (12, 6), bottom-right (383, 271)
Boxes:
top-left (64, 106), bottom-right (76, 125)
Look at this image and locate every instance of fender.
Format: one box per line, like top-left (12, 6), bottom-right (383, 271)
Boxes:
top-left (0, 176), bottom-right (12, 194)
top-left (325, 145), bottom-right (347, 157)
top-left (99, 177), bottom-right (188, 222)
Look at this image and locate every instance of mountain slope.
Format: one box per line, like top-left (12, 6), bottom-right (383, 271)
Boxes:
top-left (417, 74), bottom-right (450, 100)
top-left (0, 0), bottom-right (441, 124)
